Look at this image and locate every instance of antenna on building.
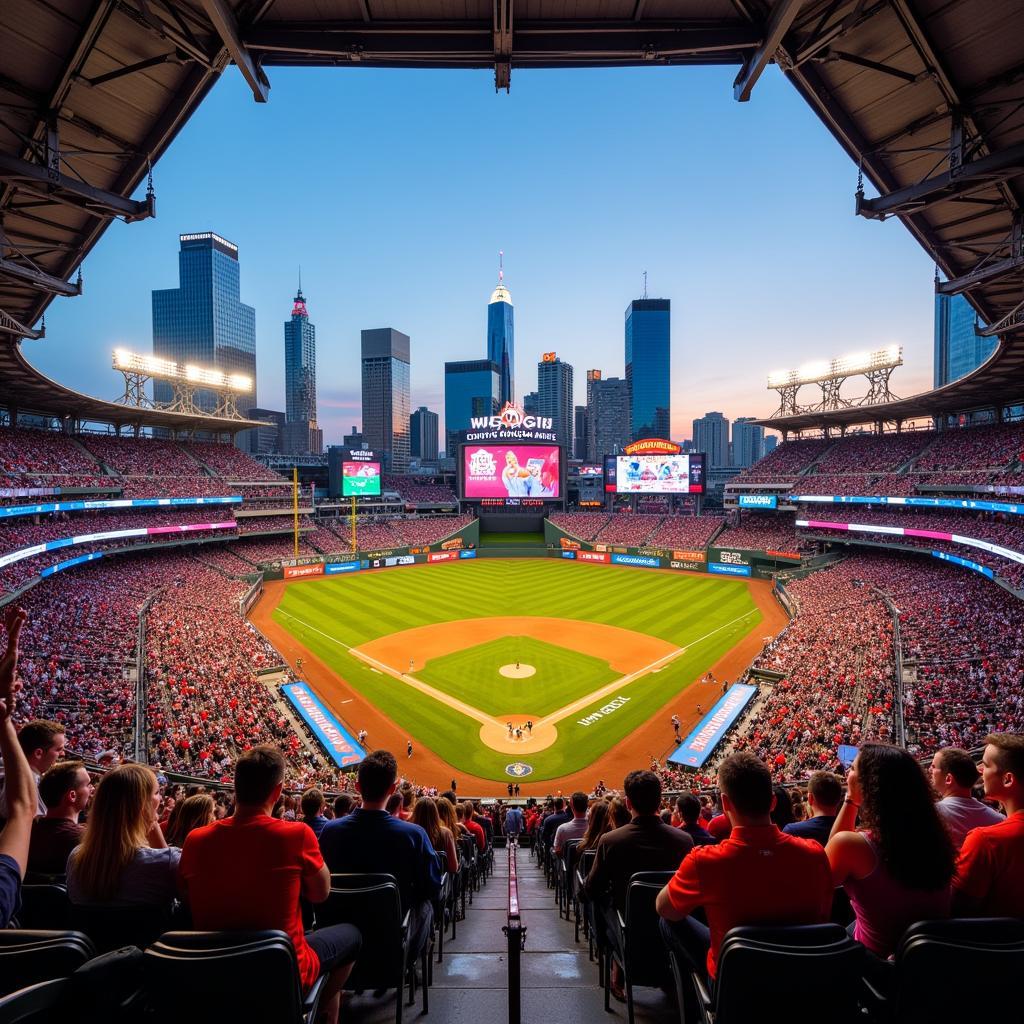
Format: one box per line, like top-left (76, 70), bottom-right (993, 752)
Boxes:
top-left (642, 270), bottom-right (648, 299)
top-left (498, 249), bottom-right (504, 285)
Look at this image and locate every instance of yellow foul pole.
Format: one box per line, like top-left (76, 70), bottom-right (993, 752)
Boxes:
top-left (292, 466), bottom-right (299, 559)
top-left (350, 494), bottom-right (356, 553)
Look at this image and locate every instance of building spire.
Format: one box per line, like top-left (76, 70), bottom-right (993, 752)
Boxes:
top-left (292, 268), bottom-right (307, 316)
top-left (498, 249), bottom-right (504, 286)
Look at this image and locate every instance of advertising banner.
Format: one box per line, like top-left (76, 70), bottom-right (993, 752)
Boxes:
top-left (766, 549), bottom-right (802, 561)
top-left (459, 549), bottom-right (477, 559)
top-left (440, 537), bottom-right (465, 550)
top-left (670, 560), bottom-right (704, 572)
top-left (325, 560), bottom-right (360, 574)
top-left (385, 555), bottom-right (415, 567)
top-left (709, 562), bottom-right (752, 577)
top-left (39, 550), bottom-right (105, 578)
top-left (668, 683), bottom-right (757, 767)
top-left (281, 682), bottom-right (366, 768)
top-left (792, 494), bottom-right (1024, 516)
top-left (931, 550), bottom-right (995, 579)
top-left (712, 550), bottom-right (750, 566)
top-left (578, 551), bottom-right (610, 563)
top-left (0, 495), bottom-right (242, 520)
top-left (463, 444), bottom-right (561, 499)
top-left (738, 494), bottom-right (778, 509)
top-left (561, 550), bottom-right (577, 559)
top-left (612, 452), bottom-right (703, 494)
top-left (673, 550), bottom-right (706, 562)
top-left (284, 563), bottom-right (324, 579)
top-left (611, 553), bottom-right (660, 568)
top-left (559, 537), bottom-right (581, 550)
top-left (429, 550), bottom-right (460, 563)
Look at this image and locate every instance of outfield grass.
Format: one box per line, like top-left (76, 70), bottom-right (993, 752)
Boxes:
top-left (417, 636), bottom-right (618, 717)
top-left (273, 559), bottom-right (760, 781)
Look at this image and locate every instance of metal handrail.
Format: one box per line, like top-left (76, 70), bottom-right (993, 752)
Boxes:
top-left (502, 838), bottom-right (526, 1024)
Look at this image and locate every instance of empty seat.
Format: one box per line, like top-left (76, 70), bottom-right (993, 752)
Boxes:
top-left (0, 930), bottom-right (95, 997)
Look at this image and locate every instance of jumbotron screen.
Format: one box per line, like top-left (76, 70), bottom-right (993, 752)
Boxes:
top-left (462, 445), bottom-right (561, 500)
top-left (607, 452), bottom-right (704, 494)
top-left (342, 461), bottom-right (381, 497)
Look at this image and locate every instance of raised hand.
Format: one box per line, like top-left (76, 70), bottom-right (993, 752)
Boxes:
top-left (0, 605), bottom-right (27, 721)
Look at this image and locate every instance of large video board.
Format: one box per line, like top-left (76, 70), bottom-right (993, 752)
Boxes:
top-left (605, 452), bottom-right (704, 494)
top-left (342, 460), bottom-right (381, 497)
top-left (461, 444), bottom-right (561, 500)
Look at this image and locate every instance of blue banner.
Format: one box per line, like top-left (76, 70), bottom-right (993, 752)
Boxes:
top-left (459, 548), bottom-right (478, 558)
top-left (791, 494), bottom-right (1024, 516)
top-left (930, 550), bottom-right (995, 579)
top-left (611, 553), bottom-right (659, 568)
top-left (738, 494), bottom-right (778, 509)
top-left (668, 683), bottom-right (758, 768)
top-left (0, 495), bottom-right (242, 520)
top-left (709, 562), bottom-right (752, 577)
top-left (39, 551), bottom-right (105, 578)
top-left (281, 682), bottom-right (366, 768)
top-left (325, 560), bottom-right (361, 574)
top-left (561, 550), bottom-right (577, 559)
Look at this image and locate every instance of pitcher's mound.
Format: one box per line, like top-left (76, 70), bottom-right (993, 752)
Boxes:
top-left (499, 663), bottom-right (536, 679)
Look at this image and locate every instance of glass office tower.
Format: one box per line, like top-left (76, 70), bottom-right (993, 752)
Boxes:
top-left (361, 328), bottom-right (411, 472)
top-left (152, 232), bottom-right (257, 422)
top-left (487, 281), bottom-right (515, 406)
top-left (933, 292), bottom-right (994, 387)
top-left (282, 285), bottom-right (321, 454)
top-left (625, 298), bottom-right (670, 440)
top-left (537, 355), bottom-right (575, 451)
top-left (444, 359), bottom-right (500, 456)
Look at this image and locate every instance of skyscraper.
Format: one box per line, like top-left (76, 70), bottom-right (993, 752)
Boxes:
top-left (444, 359), bottom-right (500, 456)
top-left (573, 406), bottom-right (588, 460)
top-left (361, 328), bottom-right (411, 472)
top-left (522, 392), bottom-right (539, 416)
top-left (589, 376), bottom-right (630, 458)
top-left (731, 417), bottom-right (764, 468)
top-left (692, 411), bottom-right (730, 468)
top-left (410, 407), bottom-right (439, 461)
top-left (763, 435), bottom-right (778, 456)
top-left (934, 292), bottom-right (994, 387)
top-left (537, 355), bottom-right (574, 451)
top-left (625, 298), bottom-right (670, 441)
top-left (152, 232), bottom-right (257, 434)
top-left (487, 255), bottom-right (515, 405)
top-left (281, 284), bottom-right (322, 455)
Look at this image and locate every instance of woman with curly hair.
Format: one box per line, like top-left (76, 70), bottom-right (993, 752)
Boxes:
top-left (826, 743), bottom-right (954, 957)
top-left (164, 793), bottom-right (215, 849)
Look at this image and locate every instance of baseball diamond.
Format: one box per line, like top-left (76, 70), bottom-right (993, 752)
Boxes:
top-left (252, 558), bottom-right (781, 786)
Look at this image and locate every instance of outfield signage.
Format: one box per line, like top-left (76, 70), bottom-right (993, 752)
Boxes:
top-left (738, 494), bottom-right (778, 509)
top-left (931, 550), bottom-right (995, 580)
top-left (673, 550), bottom-right (706, 562)
top-left (709, 562), bottom-right (752, 577)
top-left (325, 560), bottom-right (360, 574)
top-left (670, 560), bottom-right (704, 572)
top-left (39, 550), bottom-right (105, 578)
top-left (284, 563), bottom-right (324, 579)
top-left (668, 684), bottom-right (757, 768)
top-left (429, 551), bottom-right (460, 563)
top-left (465, 401), bottom-right (557, 443)
top-left (562, 550), bottom-right (576, 559)
top-left (611, 553), bottom-right (660, 568)
top-left (281, 682), bottom-right (366, 767)
top-left (578, 551), bottom-right (609, 563)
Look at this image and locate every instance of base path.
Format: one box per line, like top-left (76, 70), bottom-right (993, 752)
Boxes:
top-left (250, 569), bottom-right (789, 796)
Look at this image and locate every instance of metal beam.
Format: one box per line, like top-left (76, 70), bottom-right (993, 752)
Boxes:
top-left (493, 0), bottom-right (513, 91)
top-left (821, 49), bottom-right (920, 84)
top-left (733, 0), bottom-right (804, 101)
top-left (0, 256), bottom-right (82, 296)
top-left (937, 218), bottom-right (1024, 295)
top-left (198, 0), bottom-right (269, 102)
top-left (0, 308), bottom-right (44, 339)
top-left (856, 143), bottom-right (1024, 220)
top-left (0, 151), bottom-right (155, 222)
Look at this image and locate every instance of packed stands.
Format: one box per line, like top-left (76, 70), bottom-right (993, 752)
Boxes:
top-left (647, 515), bottom-right (724, 549)
top-left (715, 513), bottom-right (812, 553)
top-left (811, 432), bottom-right (931, 474)
top-left (382, 474), bottom-right (457, 502)
top-left (912, 421), bottom-right (1024, 472)
top-left (594, 513), bottom-right (664, 546)
top-left (732, 437), bottom-right (832, 482)
top-left (0, 427), bottom-right (100, 477)
top-left (548, 512), bottom-right (611, 540)
top-left (185, 440), bottom-right (287, 481)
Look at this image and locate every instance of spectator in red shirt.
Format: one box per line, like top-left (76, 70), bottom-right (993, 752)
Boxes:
top-left (460, 802), bottom-right (486, 852)
top-left (954, 733), bottom-right (1024, 918)
top-left (179, 746), bottom-right (360, 1024)
top-left (656, 752), bottom-right (833, 982)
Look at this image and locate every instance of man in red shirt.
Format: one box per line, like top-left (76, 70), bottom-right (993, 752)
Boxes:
top-left (179, 746), bottom-right (360, 1023)
top-left (656, 752), bottom-right (833, 982)
top-left (954, 732), bottom-right (1024, 918)
top-left (461, 801), bottom-right (486, 852)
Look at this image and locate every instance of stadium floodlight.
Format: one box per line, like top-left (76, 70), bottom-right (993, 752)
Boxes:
top-left (767, 345), bottom-right (903, 389)
top-left (112, 349), bottom-right (252, 394)
top-left (183, 363), bottom-right (253, 393)
top-left (113, 348), bottom-right (178, 378)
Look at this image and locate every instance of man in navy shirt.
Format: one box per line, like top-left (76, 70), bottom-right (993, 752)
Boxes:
top-left (319, 750), bottom-right (441, 958)
top-left (300, 788), bottom-right (330, 839)
top-left (783, 771), bottom-right (843, 847)
top-left (677, 795), bottom-right (716, 846)
top-left (0, 606), bottom-right (33, 928)
top-left (540, 797), bottom-right (572, 851)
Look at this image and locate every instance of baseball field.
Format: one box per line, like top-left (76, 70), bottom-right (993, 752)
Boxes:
top-left (264, 559), bottom-right (764, 783)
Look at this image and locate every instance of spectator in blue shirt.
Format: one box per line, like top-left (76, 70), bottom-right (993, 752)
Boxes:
top-left (784, 771), bottom-right (844, 847)
top-left (300, 788), bottom-right (330, 839)
top-left (319, 750), bottom-right (441, 958)
top-left (677, 795), bottom-right (716, 846)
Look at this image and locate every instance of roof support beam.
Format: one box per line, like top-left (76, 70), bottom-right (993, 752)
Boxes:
top-left (937, 218), bottom-right (1024, 295)
top-left (856, 142), bottom-right (1024, 220)
top-left (0, 256), bottom-right (82, 296)
top-left (493, 0), bottom-right (513, 91)
top-left (198, 0), bottom-right (270, 101)
top-left (733, 0), bottom-right (805, 101)
top-left (0, 151), bottom-right (155, 222)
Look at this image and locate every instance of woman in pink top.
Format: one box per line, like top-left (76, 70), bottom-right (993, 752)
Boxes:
top-left (827, 744), bottom-right (955, 958)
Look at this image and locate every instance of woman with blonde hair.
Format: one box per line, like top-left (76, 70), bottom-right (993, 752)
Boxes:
top-left (67, 763), bottom-right (179, 906)
top-left (164, 793), bottom-right (215, 849)
top-left (411, 797), bottom-right (459, 873)
top-left (437, 796), bottom-right (465, 836)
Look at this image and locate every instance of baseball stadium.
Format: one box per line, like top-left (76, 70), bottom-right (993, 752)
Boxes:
top-left (1, 2), bottom-right (1023, 1023)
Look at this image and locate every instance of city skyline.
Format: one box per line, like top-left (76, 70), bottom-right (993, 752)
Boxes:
top-left (28, 66), bottom-right (939, 446)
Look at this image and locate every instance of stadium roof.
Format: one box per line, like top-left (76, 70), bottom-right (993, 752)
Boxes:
top-left (1, 1), bottom-right (1022, 425)
top-left (0, 340), bottom-right (266, 434)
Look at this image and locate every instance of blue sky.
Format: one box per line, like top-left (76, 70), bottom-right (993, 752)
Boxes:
top-left (31, 63), bottom-right (937, 445)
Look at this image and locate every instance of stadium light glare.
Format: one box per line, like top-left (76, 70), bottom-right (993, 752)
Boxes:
top-left (767, 345), bottom-right (903, 388)
top-left (111, 348), bottom-right (251, 393)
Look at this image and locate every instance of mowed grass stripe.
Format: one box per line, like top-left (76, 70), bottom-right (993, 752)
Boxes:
top-left (273, 560), bottom-right (762, 780)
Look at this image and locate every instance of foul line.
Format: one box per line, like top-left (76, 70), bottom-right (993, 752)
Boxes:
top-left (277, 605), bottom-right (759, 733)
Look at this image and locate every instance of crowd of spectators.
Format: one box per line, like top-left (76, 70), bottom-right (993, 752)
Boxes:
top-left (715, 513), bottom-right (813, 554)
top-left (381, 475), bottom-right (457, 502)
top-left (733, 438), bottom-right (833, 482)
top-left (914, 421), bottom-right (1024, 471)
top-left (648, 515), bottom-right (724, 549)
top-left (594, 513), bottom-right (664, 546)
top-left (812, 432), bottom-right (932, 474)
top-left (548, 512), bottom-right (611, 540)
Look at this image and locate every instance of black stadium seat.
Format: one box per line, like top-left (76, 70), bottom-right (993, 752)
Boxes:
top-left (12, 885), bottom-right (71, 931)
top-left (141, 930), bottom-right (323, 1024)
top-left (0, 977), bottom-right (71, 1024)
top-left (0, 930), bottom-right (96, 997)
